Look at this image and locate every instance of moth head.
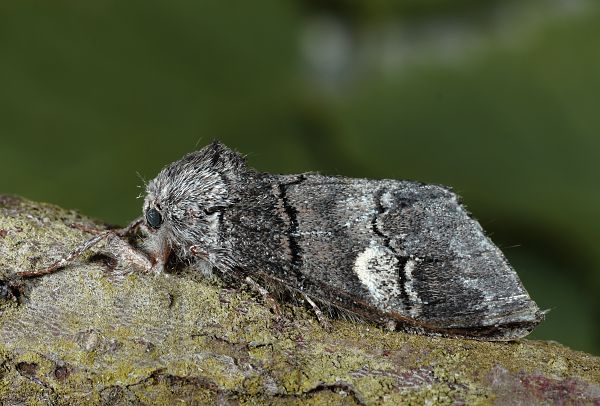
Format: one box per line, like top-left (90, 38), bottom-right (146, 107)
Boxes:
top-left (142, 141), bottom-right (246, 263)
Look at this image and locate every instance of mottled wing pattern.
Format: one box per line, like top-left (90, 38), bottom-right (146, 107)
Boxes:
top-left (377, 185), bottom-right (541, 333)
top-left (224, 172), bottom-right (542, 340)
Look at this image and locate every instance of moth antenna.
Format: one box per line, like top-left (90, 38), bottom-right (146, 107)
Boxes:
top-left (135, 172), bottom-right (148, 198)
top-left (18, 232), bottom-right (112, 278)
top-left (136, 171), bottom-right (147, 186)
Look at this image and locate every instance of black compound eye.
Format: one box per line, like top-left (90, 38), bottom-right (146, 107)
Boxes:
top-left (146, 208), bottom-right (163, 229)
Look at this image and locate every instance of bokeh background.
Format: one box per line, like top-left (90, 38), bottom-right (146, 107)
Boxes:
top-left (1, 0), bottom-right (598, 354)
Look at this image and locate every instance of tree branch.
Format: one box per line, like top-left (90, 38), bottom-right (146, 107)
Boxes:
top-left (0, 195), bottom-right (598, 404)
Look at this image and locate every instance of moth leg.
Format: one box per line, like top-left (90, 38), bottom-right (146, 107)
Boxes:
top-left (114, 217), bottom-right (145, 238)
top-left (103, 234), bottom-right (155, 274)
top-left (302, 293), bottom-right (332, 332)
top-left (109, 218), bottom-right (169, 274)
top-left (17, 231), bottom-right (112, 277)
top-left (244, 276), bottom-right (281, 316)
top-left (18, 218), bottom-right (152, 278)
top-left (107, 219), bottom-right (168, 275)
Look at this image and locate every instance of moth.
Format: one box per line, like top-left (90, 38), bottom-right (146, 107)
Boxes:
top-left (20, 142), bottom-right (543, 340)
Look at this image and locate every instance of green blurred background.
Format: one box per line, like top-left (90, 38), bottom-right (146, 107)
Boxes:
top-left (1, 0), bottom-right (598, 354)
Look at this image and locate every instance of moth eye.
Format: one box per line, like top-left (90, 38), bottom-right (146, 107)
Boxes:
top-left (146, 208), bottom-right (163, 229)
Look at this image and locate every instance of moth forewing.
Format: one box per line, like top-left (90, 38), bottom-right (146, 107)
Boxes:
top-left (217, 170), bottom-right (542, 340)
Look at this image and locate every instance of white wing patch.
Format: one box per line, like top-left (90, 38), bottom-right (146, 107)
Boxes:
top-left (354, 244), bottom-right (404, 312)
top-left (403, 259), bottom-right (423, 317)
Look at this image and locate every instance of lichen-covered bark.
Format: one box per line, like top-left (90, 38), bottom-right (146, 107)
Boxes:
top-left (0, 195), bottom-right (599, 405)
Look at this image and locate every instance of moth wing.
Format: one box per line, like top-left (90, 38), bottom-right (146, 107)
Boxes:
top-left (284, 175), bottom-right (542, 340)
top-left (379, 184), bottom-right (542, 338)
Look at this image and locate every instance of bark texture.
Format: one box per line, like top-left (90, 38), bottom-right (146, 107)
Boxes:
top-left (0, 195), bottom-right (599, 405)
